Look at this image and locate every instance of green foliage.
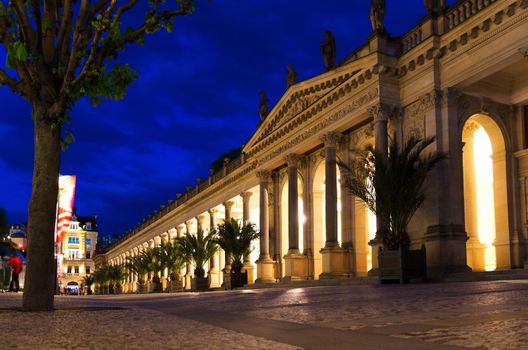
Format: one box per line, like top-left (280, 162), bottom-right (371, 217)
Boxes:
top-left (125, 254), bottom-right (150, 285)
top-left (339, 134), bottom-right (445, 250)
top-left (175, 229), bottom-right (218, 278)
top-left (214, 219), bottom-right (259, 273)
top-left (5, 42), bottom-right (28, 69)
top-left (82, 274), bottom-right (95, 288)
top-left (159, 240), bottom-right (186, 281)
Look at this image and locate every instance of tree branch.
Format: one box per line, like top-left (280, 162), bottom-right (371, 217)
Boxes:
top-left (10, 0), bottom-right (36, 50)
top-left (0, 67), bottom-right (20, 92)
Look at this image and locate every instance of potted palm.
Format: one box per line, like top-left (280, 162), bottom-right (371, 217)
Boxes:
top-left (107, 264), bottom-right (127, 294)
top-left (175, 229), bottom-right (218, 292)
top-left (82, 274), bottom-right (95, 295)
top-left (340, 134), bottom-right (444, 283)
top-left (160, 240), bottom-right (185, 292)
top-left (215, 219), bottom-right (259, 289)
top-left (148, 247), bottom-right (164, 293)
top-left (125, 253), bottom-right (149, 293)
top-left (93, 268), bottom-right (109, 294)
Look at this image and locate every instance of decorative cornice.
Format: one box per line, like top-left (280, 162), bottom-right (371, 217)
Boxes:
top-left (520, 46), bottom-right (528, 59)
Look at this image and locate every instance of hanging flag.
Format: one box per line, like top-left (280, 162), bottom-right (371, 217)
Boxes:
top-left (55, 175), bottom-right (76, 244)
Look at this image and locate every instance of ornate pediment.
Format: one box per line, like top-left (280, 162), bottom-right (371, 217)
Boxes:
top-left (245, 68), bottom-right (361, 152)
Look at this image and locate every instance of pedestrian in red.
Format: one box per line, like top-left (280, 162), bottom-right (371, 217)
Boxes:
top-left (8, 254), bottom-right (23, 293)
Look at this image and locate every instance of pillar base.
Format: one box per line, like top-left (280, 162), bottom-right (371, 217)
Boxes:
top-left (283, 251), bottom-right (309, 280)
top-left (256, 256), bottom-right (276, 283)
top-left (467, 239), bottom-right (486, 272)
top-left (242, 261), bottom-right (254, 284)
top-left (320, 244), bottom-right (349, 279)
top-left (208, 268), bottom-right (221, 288)
top-left (184, 273), bottom-right (193, 290)
top-left (425, 224), bottom-right (472, 277)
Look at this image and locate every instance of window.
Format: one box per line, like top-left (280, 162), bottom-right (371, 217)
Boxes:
top-left (68, 236), bottom-right (79, 244)
top-left (70, 223), bottom-right (79, 230)
top-left (85, 223), bottom-right (92, 231)
top-left (74, 266), bottom-right (79, 274)
top-left (68, 249), bottom-right (79, 259)
top-left (86, 267), bottom-right (90, 274)
top-left (67, 266), bottom-right (72, 274)
top-left (86, 238), bottom-right (91, 246)
top-left (86, 252), bottom-right (91, 259)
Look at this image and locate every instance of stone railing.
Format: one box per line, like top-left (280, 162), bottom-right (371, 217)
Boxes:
top-left (401, 26), bottom-right (424, 53)
top-left (445, 0), bottom-right (498, 31)
top-left (107, 151), bottom-right (249, 251)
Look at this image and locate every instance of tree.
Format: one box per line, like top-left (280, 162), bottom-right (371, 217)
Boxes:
top-left (159, 240), bottom-right (185, 281)
top-left (175, 229), bottom-right (217, 278)
top-left (125, 253), bottom-right (149, 285)
top-left (0, 208), bottom-right (8, 241)
top-left (106, 264), bottom-right (127, 293)
top-left (82, 274), bottom-right (94, 295)
top-left (0, 1), bottom-right (197, 311)
top-left (339, 135), bottom-right (445, 250)
top-left (215, 218), bottom-right (259, 273)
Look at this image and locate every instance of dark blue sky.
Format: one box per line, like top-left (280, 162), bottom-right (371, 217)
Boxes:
top-left (0, 1), bottom-right (454, 236)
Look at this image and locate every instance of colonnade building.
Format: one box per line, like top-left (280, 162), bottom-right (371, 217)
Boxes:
top-left (100, 0), bottom-right (528, 291)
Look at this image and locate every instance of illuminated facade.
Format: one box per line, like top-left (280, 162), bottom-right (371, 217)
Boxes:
top-left (60, 215), bottom-right (98, 293)
top-left (101, 0), bottom-right (528, 291)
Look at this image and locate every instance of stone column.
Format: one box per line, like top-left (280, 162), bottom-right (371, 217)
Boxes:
top-left (256, 171), bottom-right (275, 283)
top-left (222, 201), bottom-right (234, 289)
top-left (208, 209), bottom-right (221, 288)
top-left (320, 132), bottom-right (348, 279)
top-left (462, 123), bottom-right (486, 271)
top-left (283, 154), bottom-right (308, 280)
top-left (184, 220), bottom-right (194, 290)
top-left (241, 192), bottom-right (255, 283)
top-left (176, 225), bottom-right (185, 283)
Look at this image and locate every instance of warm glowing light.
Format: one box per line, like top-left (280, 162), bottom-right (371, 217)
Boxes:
top-left (473, 126), bottom-right (497, 271)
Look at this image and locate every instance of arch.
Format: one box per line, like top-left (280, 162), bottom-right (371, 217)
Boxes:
top-left (462, 113), bottom-right (511, 271)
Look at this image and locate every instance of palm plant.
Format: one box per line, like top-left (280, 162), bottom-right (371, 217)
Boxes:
top-left (175, 229), bottom-right (218, 278)
top-left (82, 274), bottom-right (95, 295)
top-left (125, 252), bottom-right (150, 285)
top-left (92, 267), bottom-right (109, 294)
top-left (160, 240), bottom-right (186, 281)
top-left (340, 134), bottom-right (445, 250)
top-left (107, 264), bottom-right (127, 293)
top-left (215, 219), bottom-right (259, 273)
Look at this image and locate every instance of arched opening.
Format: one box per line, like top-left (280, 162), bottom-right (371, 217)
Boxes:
top-left (462, 114), bottom-right (510, 271)
top-left (312, 161), bottom-right (342, 279)
top-left (280, 174), bottom-right (304, 277)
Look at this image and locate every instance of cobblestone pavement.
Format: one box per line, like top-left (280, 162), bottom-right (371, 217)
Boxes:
top-left (1, 280), bottom-right (527, 349)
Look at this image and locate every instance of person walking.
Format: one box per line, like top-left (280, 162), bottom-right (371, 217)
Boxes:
top-left (8, 254), bottom-right (23, 292)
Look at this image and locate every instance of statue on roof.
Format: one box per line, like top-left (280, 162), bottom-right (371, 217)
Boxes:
top-left (321, 31), bottom-right (336, 71)
top-left (370, 0), bottom-right (386, 32)
top-left (258, 91), bottom-right (270, 121)
top-left (286, 64), bottom-right (298, 89)
top-left (424, 0), bottom-right (446, 16)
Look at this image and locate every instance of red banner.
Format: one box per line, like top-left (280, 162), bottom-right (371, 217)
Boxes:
top-left (55, 175), bottom-right (76, 244)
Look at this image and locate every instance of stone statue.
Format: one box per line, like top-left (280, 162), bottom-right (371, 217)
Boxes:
top-left (286, 64), bottom-right (298, 88)
top-left (370, 0), bottom-right (386, 32)
top-left (424, 0), bottom-right (446, 16)
top-left (321, 31), bottom-right (336, 71)
top-left (258, 91), bottom-right (269, 121)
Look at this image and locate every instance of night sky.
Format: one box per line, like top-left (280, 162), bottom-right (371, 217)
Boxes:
top-left (0, 1), bottom-right (455, 237)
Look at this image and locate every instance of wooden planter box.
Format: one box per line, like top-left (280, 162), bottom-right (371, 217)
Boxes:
top-left (136, 283), bottom-right (148, 294)
top-left (230, 271), bottom-right (248, 289)
top-left (378, 245), bottom-right (427, 284)
top-left (191, 277), bottom-right (209, 292)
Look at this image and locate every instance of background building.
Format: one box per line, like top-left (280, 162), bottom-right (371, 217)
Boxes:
top-left (59, 215), bottom-right (98, 294)
top-left (8, 223), bottom-right (27, 251)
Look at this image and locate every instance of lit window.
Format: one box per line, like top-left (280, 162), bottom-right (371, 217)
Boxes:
top-left (85, 223), bottom-right (92, 231)
top-left (68, 249), bottom-right (79, 259)
top-left (86, 267), bottom-right (90, 274)
top-left (67, 266), bottom-right (72, 274)
top-left (74, 266), bottom-right (79, 274)
top-left (86, 238), bottom-right (91, 246)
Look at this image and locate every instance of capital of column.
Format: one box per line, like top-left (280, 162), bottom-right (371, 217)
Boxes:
top-left (207, 208), bottom-right (217, 215)
top-left (256, 170), bottom-right (271, 182)
top-left (320, 131), bottom-right (342, 148)
top-left (185, 220), bottom-right (193, 233)
top-left (367, 103), bottom-right (394, 123)
top-left (196, 214), bottom-right (206, 230)
top-left (241, 191), bottom-right (253, 202)
top-left (223, 201), bottom-right (234, 211)
top-left (284, 153), bottom-right (300, 167)
top-left (176, 225), bottom-right (184, 237)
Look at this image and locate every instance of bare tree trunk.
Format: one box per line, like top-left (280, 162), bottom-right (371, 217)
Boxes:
top-left (22, 102), bottom-right (61, 312)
